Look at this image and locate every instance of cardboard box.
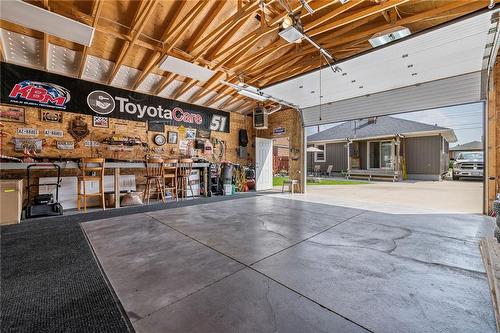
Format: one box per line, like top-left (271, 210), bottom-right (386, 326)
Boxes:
top-left (0, 179), bottom-right (23, 225)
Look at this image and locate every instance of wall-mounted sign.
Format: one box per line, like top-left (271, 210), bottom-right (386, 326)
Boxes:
top-left (44, 129), bottom-right (64, 137)
top-left (40, 109), bottom-right (63, 123)
top-left (185, 128), bottom-right (197, 140)
top-left (273, 127), bottom-right (286, 135)
top-left (16, 127), bottom-right (39, 136)
top-left (1, 62), bottom-right (230, 132)
top-left (68, 116), bottom-right (89, 142)
top-left (0, 104), bottom-right (25, 123)
top-left (84, 140), bottom-right (100, 147)
top-left (12, 138), bottom-right (43, 152)
top-left (56, 141), bottom-right (74, 150)
top-left (92, 115), bottom-right (109, 128)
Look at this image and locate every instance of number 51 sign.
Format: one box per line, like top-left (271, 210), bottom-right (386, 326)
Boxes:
top-left (210, 114), bottom-right (228, 132)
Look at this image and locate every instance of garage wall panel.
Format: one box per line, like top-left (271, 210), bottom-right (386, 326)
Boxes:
top-left (302, 72), bottom-right (484, 127)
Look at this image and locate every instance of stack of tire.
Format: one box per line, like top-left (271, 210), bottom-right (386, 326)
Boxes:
top-left (495, 200), bottom-right (500, 242)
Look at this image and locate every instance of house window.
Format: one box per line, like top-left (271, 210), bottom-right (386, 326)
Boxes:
top-left (314, 144), bottom-right (326, 162)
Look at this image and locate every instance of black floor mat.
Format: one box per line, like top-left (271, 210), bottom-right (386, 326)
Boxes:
top-left (1, 218), bottom-right (132, 332)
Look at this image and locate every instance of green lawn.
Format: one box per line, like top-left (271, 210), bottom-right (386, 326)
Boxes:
top-left (273, 177), bottom-right (367, 186)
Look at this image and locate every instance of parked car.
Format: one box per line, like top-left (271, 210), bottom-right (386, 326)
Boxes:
top-left (452, 151), bottom-right (484, 180)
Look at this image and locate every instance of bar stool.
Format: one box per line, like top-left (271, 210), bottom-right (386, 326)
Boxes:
top-left (77, 157), bottom-right (105, 212)
top-left (143, 157), bottom-right (165, 204)
top-left (177, 158), bottom-right (194, 199)
top-left (163, 158), bottom-right (178, 201)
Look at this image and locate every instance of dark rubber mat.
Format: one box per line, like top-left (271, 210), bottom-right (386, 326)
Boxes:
top-left (0, 218), bottom-right (132, 332)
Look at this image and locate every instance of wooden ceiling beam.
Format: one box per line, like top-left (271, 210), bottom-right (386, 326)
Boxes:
top-left (133, 1), bottom-right (209, 90)
top-left (171, 80), bottom-right (198, 100)
top-left (210, 0), bottom-right (338, 62)
top-left (304, 0), bottom-right (363, 32)
top-left (40, 0), bottom-right (50, 71)
top-left (189, 0), bottom-right (264, 56)
top-left (106, 0), bottom-right (159, 84)
top-left (307, 0), bottom-right (411, 37)
top-left (78, 0), bottom-right (103, 78)
top-left (187, 72), bottom-right (226, 103)
top-left (186, 1), bottom-right (226, 53)
top-left (132, 0), bottom-right (192, 90)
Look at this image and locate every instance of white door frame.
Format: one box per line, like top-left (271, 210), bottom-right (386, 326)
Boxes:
top-left (255, 137), bottom-right (273, 191)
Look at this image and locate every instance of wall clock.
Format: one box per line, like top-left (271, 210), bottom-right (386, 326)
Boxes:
top-left (154, 134), bottom-right (166, 146)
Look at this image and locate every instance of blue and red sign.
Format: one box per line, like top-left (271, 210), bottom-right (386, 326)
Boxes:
top-left (8, 80), bottom-right (70, 109)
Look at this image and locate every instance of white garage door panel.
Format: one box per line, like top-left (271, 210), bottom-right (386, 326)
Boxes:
top-left (302, 71), bottom-right (483, 126)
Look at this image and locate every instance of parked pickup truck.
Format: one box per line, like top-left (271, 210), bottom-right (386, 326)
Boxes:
top-left (452, 151), bottom-right (483, 180)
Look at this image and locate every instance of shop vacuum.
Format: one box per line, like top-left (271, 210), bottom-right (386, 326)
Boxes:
top-left (23, 163), bottom-right (64, 219)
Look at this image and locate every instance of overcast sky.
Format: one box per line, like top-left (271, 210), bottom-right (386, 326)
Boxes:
top-left (306, 102), bottom-right (484, 146)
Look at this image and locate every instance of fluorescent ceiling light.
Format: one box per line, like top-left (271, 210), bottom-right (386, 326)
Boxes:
top-left (0, 0), bottom-right (95, 46)
top-left (369, 26), bottom-right (411, 48)
top-left (339, 0), bottom-right (350, 4)
top-left (278, 26), bottom-right (304, 43)
top-left (237, 89), bottom-right (268, 101)
top-left (159, 56), bottom-right (215, 82)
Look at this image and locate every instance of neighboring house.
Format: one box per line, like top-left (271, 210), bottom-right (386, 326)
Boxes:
top-left (449, 140), bottom-right (483, 160)
top-left (307, 116), bottom-right (457, 181)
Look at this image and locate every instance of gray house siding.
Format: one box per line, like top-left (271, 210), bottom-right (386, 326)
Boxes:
top-left (405, 136), bottom-right (442, 179)
top-left (308, 142), bottom-right (348, 172)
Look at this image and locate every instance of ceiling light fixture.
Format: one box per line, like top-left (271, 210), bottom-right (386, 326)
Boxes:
top-left (220, 81), bottom-right (298, 109)
top-left (0, 0), bottom-right (95, 46)
top-left (159, 55), bottom-right (215, 82)
top-left (278, 13), bottom-right (341, 73)
top-left (369, 26), bottom-right (411, 48)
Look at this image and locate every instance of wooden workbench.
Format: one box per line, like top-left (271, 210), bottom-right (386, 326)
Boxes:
top-left (0, 162), bottom-right (210, 208)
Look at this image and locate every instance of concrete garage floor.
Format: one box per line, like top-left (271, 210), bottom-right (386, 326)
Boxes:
top-left (276, 180), bottom-right (484, 214)
top-left (82, 196), bottom-right (495, 333)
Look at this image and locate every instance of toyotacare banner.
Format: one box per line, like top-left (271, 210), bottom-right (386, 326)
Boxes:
top-left (0, 62), bottom-right (230, 132)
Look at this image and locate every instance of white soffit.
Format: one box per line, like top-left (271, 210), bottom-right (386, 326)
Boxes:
top-left (82, 55), bottom-right (115, 83)
top-left (111, 65), bottom-right (142, 89)
top-left (0, 0), bottom-right (95, 46)
top-left (0, 29), bottom-right (42, 68)
top-left (262, 10), bottom-right (499, 109)
top-left (48, 43), bottom-right (81, 77)
top-left (159, 56), bottom-right (215, 82)
top-left (136, 73), bottom-right (163, 94)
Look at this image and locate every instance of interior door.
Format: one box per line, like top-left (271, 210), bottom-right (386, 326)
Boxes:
top-left (256, 137), bottom-right (273, 191)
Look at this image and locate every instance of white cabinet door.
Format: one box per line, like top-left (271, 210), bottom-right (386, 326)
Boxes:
top-left (255, 137), bottom-right (273, 191)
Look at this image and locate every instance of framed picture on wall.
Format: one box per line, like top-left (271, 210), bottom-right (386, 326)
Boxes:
top-left (40, 109), bottom-right (63, 123)
top-left (93, 116), bottom-right (109, 128)
top-left (197, 129), bottom-right (211, 139)
top-left (148, 121), bottom-right (165, 132)
top-left (185, 128), bottom-right (197, 140)
top-left (0, 105), bottom-right (25, 123)
top-left (167, 131), bottom-right (178, 144)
